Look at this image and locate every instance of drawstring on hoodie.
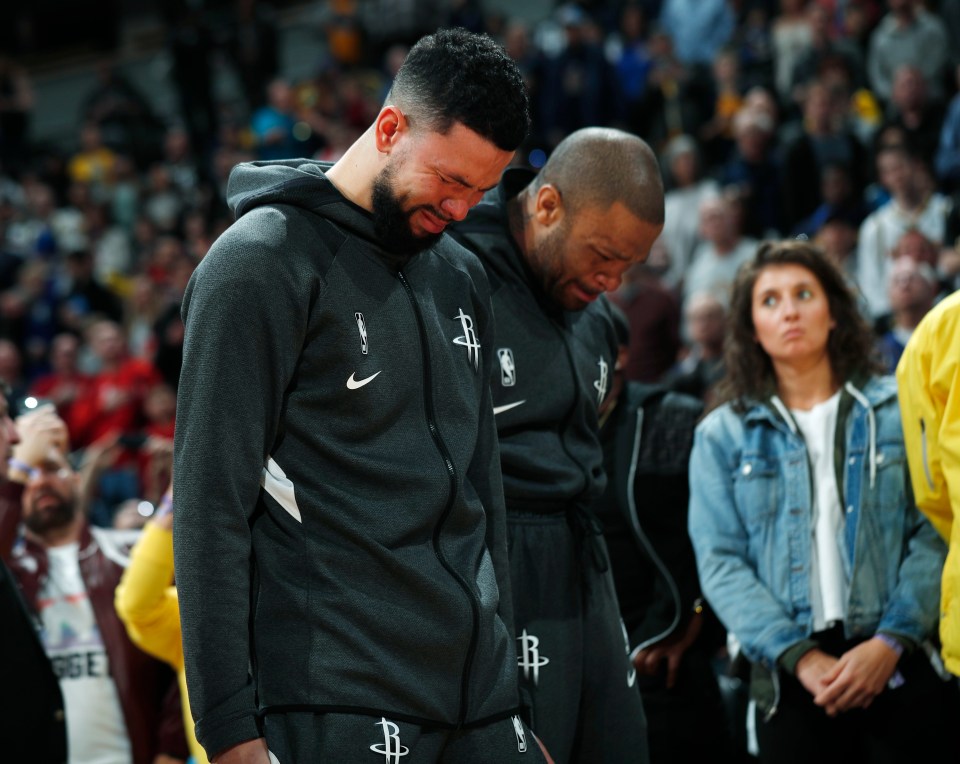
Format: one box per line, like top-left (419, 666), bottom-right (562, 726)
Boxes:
top-left (843, 382), bottom-right (877, 490)
top-left (769, 396), bottom-right (797, 435)
top-left (771, 385), bottom-right (878, 490)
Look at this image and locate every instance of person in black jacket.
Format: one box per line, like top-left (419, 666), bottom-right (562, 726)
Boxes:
top-left (172, 29), bottom-right (542, 764)
top-left (595, 312), bottom-right (737, 764)
top-left (0, 392), bottom-right (67, 763)
top-left (449, 127), bottom-right (664, 763)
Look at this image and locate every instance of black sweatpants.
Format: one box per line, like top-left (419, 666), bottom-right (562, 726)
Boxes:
top-left (507, 511), bottom-right (650, 764)
top-left (263, 711), bottom-right (547, 763)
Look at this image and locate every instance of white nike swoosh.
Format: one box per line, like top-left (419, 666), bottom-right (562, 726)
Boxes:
top-left (346, 371), bottom-right (382, 389)
top-left (493, 400), bottom-right (526, 415)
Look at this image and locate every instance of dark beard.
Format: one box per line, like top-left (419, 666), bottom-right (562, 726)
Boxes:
top-left (371, 165), bottom-right (443, 260)
top-left (24, 493), bottom-right (76, 536)
top-left (530, 218), bottom-right (573, 309)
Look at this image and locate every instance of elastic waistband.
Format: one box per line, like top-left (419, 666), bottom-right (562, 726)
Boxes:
top-left (260, 703), bottom-right (527, 731)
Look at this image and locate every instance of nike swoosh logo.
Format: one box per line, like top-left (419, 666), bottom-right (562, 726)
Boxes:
top-left (346, 371), bottom-right (382, 389)
top-left (493, 400), bottom-right (526, 415)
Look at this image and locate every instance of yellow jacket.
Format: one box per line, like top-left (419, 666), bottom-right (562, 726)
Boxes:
top-left (115, 522), bottom-right (209, 763)
top-left (897, 290), bottom-right (960, 676)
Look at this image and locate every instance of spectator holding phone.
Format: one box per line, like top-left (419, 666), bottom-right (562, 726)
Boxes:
top-left (0, 395), bottom-right (67, 763)
top-left (1, 406), bottom-right (188, 764)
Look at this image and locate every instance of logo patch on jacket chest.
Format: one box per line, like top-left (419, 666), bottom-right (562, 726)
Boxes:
top-left (355, 312), bottom-right (369, 354)
top-left (452, 308), bottom-right (481, 372)
top-left (498, 348), bottom-right (516, 386)
top-left (594, 356), bottom-right (609, 406)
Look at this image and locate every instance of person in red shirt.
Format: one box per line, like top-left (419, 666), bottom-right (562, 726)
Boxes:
top-left (71, 319), bottom-right (161, 449)
top-left (29, 333), bottom-right (92, 446)
top-left (71, 320), bottom-right (163, 526)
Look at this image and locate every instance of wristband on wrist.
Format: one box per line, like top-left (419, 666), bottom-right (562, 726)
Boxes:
top-left (155, 494), bottom-right (174, 518)
top-left (7, 456), bottom-right (40, 482)
top-left (7, 457), bottom-right (34, 477)
top-left (874, 633), bottom-right (906, 689)
top-left (874, 633), bottom-right (904, 657)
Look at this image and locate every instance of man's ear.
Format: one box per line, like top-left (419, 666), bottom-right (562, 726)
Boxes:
top-left (374, 106), bottom-right (406, 153)
top-left (534, 183), bottom-right (564, 227)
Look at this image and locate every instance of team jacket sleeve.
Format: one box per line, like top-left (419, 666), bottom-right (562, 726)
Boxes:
top-left (173, 208), bottom-right (316, 759)
top-left (472, 288), bottom-right (514, 636)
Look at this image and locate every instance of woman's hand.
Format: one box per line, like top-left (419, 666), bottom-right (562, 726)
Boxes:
top-left (795, 647), bottom-right (839, 698)
top-left (812, 637), bottom-right (900, 716)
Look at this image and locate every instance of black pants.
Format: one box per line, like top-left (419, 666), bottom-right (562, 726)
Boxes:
top-left (263, 711), bottom-right (547, 763)
top-left (507, 511), bottom-right (649, 764)
top-left (637, 648), bottom-right (737, 764)
top-left (755, 628), bottom-right (960, 764)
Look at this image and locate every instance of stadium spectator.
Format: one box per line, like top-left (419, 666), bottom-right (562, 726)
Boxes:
top-left (683, 193), bottom-right (757, 307)
top-left (867, 0), bottom-right (949, 104)
top-left (28, 332), bottom-right (91, 445)
top-left (1, 406), bottom-right (188, 764)
top-left (857, 144), bottom-right (950, 316)
top-left (659, 134), bottom-right (719, 292)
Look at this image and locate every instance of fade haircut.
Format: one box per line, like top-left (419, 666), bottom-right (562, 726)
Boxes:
top-left (386, 28), bottom-right (530, 152)
top-left (534, 128), bottom-right (664, 225)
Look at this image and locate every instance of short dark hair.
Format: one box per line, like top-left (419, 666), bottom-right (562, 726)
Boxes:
top-left (534, 127), bottom-right (664, 225)
top-left (716, 240), bottom-right (879, 408)
top-left (386, 28), bottom-right (530, 152)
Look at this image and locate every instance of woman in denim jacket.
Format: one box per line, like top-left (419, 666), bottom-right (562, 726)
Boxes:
top-left (688, 241), bottom-right (958, 762)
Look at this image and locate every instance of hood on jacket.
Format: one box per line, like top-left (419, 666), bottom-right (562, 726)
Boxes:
top-left (226, 159), bottom-right (415, 269)
top-left (759, 375), bottom-right (897, 491)
top-left (451, 166), bottom-right (568, 317)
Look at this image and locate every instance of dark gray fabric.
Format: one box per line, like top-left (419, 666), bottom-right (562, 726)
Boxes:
top-left (507, 513), bottom-right (649, 764)
top-left (173, 159), bottom-right (518, 757)
top-left (263, 711), bottom-right (547, 763)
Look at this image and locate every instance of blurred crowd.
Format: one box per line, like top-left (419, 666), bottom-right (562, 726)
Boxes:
top-left (0, 1), bottom-right (959, 762)
top-left (0, 0), bottom-right (958, 526)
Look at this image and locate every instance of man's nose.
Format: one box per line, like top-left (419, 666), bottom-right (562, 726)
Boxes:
top-left (440, 197), bottom-right (471, 222)
top-left (595, 271), bottom-right (623, 293)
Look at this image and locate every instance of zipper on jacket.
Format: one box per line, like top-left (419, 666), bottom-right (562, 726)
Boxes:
top-left (398, 270), bottom-right (481, 726)
top-left (920, 418), bottom-right (936, 491)
top-left (625, 408), bottom-right (683, 653)
top-left (556, 324), bottom-right (593, 491)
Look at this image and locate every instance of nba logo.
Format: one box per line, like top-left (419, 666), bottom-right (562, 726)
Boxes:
top-left (498, 348), bottom-right (516, 387)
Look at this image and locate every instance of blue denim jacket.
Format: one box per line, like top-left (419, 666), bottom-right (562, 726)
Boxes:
top-left (688, 375), bottom-right (945, 675)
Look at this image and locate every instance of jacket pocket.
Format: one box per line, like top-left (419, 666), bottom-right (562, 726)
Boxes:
top-left (871, 442), bottom-right (908, 516)
top-left (733, 456), bottom-right (780, 526)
